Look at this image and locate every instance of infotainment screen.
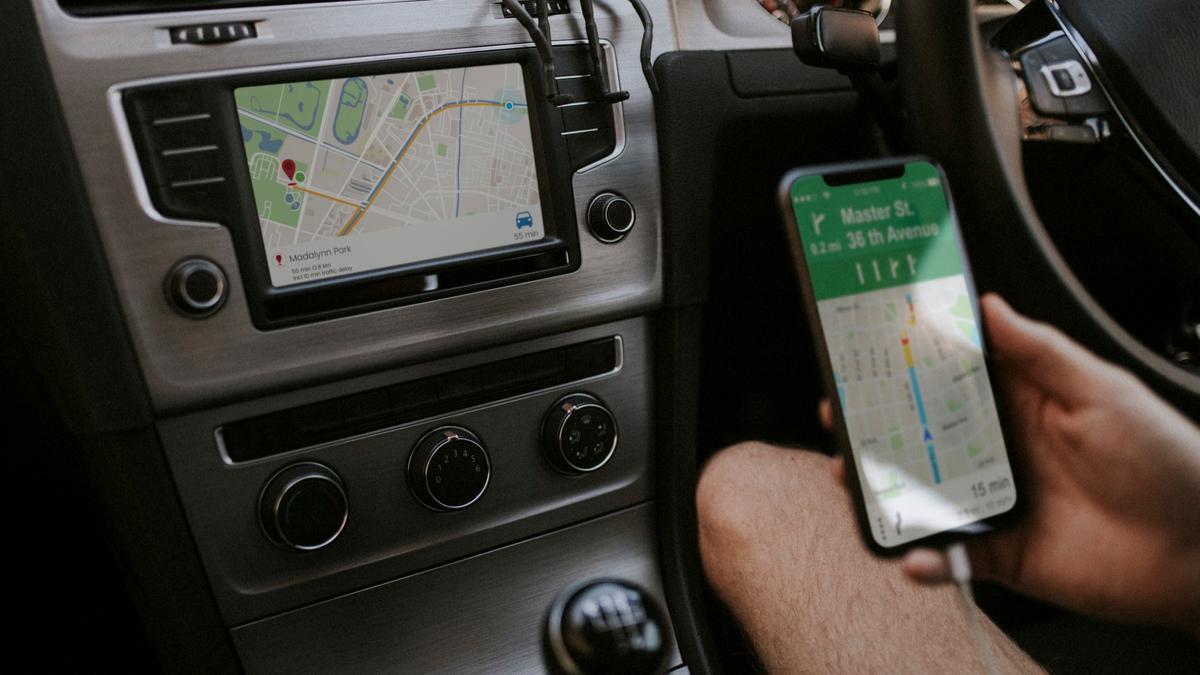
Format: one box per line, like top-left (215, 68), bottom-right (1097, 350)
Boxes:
top-left (235, 62), bottom-right (544, 287)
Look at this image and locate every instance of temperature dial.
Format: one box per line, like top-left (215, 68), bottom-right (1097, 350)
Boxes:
top-left (408, 426), bottom-right (491, 511)
top-left (542, 394), bottom-right (618, 474)
top-left (258, 462), bottom-right (348, 552)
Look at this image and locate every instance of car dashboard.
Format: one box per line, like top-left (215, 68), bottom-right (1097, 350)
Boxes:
top-left (7, 0), bottom-right (1199, 672)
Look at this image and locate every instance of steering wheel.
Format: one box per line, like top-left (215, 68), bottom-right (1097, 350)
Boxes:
top-left (896, 0), bottom-right (1200, 418)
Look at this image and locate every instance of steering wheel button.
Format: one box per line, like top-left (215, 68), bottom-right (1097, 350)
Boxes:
top-left (1052, 68), bottom-right (1075, 91)
top-left (1041, 60), bottom-right (1092, 97)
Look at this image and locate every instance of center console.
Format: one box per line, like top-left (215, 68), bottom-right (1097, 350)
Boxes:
top-left (30, 0), bottom-right (677, 671)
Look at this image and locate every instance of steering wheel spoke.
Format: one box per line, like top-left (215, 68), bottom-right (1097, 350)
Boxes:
top-left (896, 0), bottom-right (1200, 415)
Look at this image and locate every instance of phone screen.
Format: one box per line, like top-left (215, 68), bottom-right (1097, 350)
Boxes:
top-left (788, 160), bottom-right (1017, 548)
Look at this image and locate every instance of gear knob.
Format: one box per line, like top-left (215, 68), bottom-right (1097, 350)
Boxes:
top-left (545, 579), bottom-right (669, 675)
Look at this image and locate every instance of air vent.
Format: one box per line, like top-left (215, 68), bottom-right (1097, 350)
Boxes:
top-left (60, 0), bottom-right (366, 18)
top-left (124, 85), bottom-right (236, 222)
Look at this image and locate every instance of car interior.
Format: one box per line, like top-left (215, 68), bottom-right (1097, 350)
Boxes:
top-left (5, 0), bottom-right (1199, 671)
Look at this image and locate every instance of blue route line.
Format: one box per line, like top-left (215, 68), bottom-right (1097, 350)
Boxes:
top-left (908, 367), bottom-right (942, 484)
top-left (909, 368), bottom-right (928, 426)
top-left (904, 293), bottom-right (942, 484)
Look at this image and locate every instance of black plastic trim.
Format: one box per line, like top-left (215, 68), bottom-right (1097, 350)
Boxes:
top-left (220, 337), bottom-right (619, 462)
top-left (653, 308), bottom-right (717, 675)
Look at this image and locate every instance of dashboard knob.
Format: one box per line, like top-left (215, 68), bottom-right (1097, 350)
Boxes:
top-left (258, 462), bottom-right (348, 552)
top-left (408, 426), bottom-right (491, 511)
top-left (542, 394), bottom-right (618, 474)
top-left (586, 192), bottom-right (636, 243)
top-left (165, 257), bottom-right (227, 318)
top-left (545, 579), bottom-right (669, 675)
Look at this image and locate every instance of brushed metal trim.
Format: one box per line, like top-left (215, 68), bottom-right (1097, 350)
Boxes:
top-left (35, 0), bottom-right (665, 412)
top-left (157, 318), bottom-right (654, 623)
top-left (230, 503), bottom-right (682, 673)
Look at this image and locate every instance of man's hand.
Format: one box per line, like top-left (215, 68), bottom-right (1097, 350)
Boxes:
top-left (827, 294), bottom-right (1200, 635)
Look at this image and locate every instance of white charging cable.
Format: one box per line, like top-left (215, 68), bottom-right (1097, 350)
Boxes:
top-left (946, 542), bottom-right (1001, 675)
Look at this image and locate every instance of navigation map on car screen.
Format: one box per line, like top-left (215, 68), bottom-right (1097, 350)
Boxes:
top-left (236, 62), bottom-right (544, 287)
top-left (789, 162), bottom-right (1016, 547)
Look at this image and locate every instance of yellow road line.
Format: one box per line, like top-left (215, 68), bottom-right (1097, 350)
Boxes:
top-left (291, 184), bottom-right (362, 209)
top-left (337, 101), bottom-right (504, 237)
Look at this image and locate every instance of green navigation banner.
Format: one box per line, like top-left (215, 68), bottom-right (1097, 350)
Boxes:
top-left (790, 162), bottom-right (964, 301)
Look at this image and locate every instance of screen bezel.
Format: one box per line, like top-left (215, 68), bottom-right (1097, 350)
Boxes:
top-left (778, 156), bottom-right (1022, 556)
top-left (219, 48), bottom-right (579, 327)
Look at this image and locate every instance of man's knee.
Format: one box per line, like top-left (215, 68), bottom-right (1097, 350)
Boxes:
top-left (696, 441), bottom-right (773, 544)
top-left (697, 442), bottom-right (834, 527)
top-left (695, 443), bottom-right (836, 585)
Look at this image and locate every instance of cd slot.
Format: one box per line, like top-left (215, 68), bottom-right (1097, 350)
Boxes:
top-left (218, 336), bottom-right (620, 463)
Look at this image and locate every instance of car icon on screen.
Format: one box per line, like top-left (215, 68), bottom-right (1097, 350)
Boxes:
top-left (515, 211), bottom-right (534, 229)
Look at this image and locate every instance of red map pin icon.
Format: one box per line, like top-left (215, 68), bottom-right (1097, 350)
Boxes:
top-left (281, 159), bottom-right (296, 182)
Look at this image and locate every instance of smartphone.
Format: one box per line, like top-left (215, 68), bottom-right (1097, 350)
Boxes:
top-left (779, 157), bottom-right (1018, 554)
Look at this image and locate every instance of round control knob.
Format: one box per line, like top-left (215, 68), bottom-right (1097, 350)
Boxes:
top-left (586, 192), bottom-right (636, 243)
top-left (258, 462), bottom-right (348, 552)
top-left (408, 426), bottom-right (491, 511)
top-left (542, 394), bottom-right (618, 474)
top-left (545, 579), bottom-right (669, 675)
top-left (165, 258), bottom-right (227, 318)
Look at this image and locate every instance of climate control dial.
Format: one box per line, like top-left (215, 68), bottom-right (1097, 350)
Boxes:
top-left (258, 462), bottom-right (348, 552)
top-left (408, 426), bottom-right (491, 511)
top-left (542, 394), bottom-right (618, 474)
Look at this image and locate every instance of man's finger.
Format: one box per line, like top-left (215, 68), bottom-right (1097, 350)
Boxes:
top-left (961, 527), bottom-right (1025, 587)
top-left (901, 530), bottom-right (1023, 586)
top-left (900, 548), bottom-right (952, 584)
top-left (818, 398), bottom-right (834, 432)
top-left (982, 294), bottom-right (1122, 407)
top-left (831, 454), bottom-right (846, 487)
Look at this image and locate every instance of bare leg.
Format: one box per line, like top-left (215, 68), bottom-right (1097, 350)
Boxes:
top-left (696, 442), bottom-right (1040, 674)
